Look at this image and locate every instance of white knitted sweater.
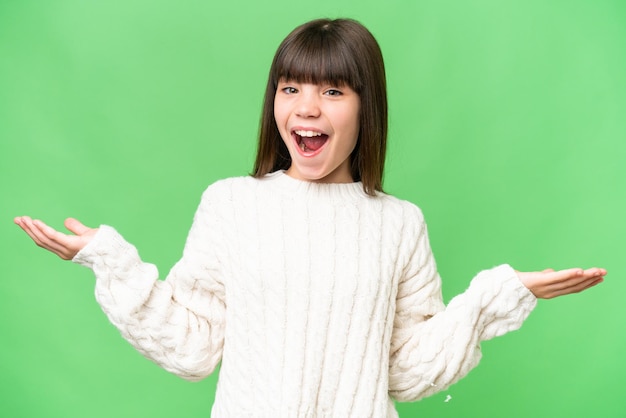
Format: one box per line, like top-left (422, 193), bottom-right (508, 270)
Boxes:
top-left (73, 171), bottom-right (537, 417)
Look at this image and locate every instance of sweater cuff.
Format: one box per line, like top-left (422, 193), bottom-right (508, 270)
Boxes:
top-left (465, 264), bottom-right (537, 340)
top-left (72, 225), bottom-right (134, 269)
top-left (72, 225), bottom-right (159, 310)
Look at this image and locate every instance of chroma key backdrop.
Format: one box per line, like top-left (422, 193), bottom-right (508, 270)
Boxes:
top-left (1, 1), bottom-right (624, 417)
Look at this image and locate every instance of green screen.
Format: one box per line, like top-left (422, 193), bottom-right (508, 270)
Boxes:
top-left (1, 0), bottom-right (624, 417)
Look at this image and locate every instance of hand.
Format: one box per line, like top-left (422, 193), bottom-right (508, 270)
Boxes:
top-left (516, 267), bottom-right (606, 299)
top-left (14, 216), bottom-right (98, 260)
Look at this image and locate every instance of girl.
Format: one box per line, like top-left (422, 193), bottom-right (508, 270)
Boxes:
top-left (14, 18), bottom-right (605, 418)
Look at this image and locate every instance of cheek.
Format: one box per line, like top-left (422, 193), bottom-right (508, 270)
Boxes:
top-left (347, 115), bottom-right (360, 154)
top-left (273, 102), bottom-right (289, 134)
top-left (345, 100), bottom-right (361, 139)
top-left (274, 117), bottom-right (292, 150)
top-left (344, 109), bottom-right (361, 143)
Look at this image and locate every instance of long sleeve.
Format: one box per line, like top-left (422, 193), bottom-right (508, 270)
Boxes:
top-left (388, 207), bottom-right (537, 402)
top-left (72, 189), bottom-right (226, 381)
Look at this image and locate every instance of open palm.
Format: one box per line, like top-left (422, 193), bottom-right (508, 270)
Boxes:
top-left (14, 216), bottom-right (98, 260)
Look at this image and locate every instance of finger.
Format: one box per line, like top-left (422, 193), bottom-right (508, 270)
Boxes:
top-left (18, 217), bottom-right (47, 246)
top-left (550, 277), bottom-right (604, 298)
top-left (16, 217), bottom-right (79, 259)
top-left (546, 270), bottom-right (596, 292)
top-left (545, 268), bottom-right (606, 291)
top-left (542, 268), bottom-right (555, 273)
top-left (583, 267), bottom-right (607, 278)
top-left (19, 218), bottom-right (65, 253)
top-left (14, 215), bottom-right (35, 228)
top-left (541, 268), bottom-right (584, 284)
top-left (32, 219), bottom-right (67, 241)
top-left (547, 269), bottom-right (606, 294)
top-left (28, 220), bottom-right (73, 255)
top-left (29, 219), bottom-right (82, 259)
top-left (33, 219), bottom-right (81, 250)
top-left (64, 218), bottom-right (91, 235)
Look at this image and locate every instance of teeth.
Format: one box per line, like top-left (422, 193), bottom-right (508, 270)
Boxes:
top-left (300, 141), bottom-right (306, 151)
top-left (295, 130), bottom-right (322, 137)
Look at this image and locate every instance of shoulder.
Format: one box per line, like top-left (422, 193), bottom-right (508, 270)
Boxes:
top-left (373, 193), bottom-right (431, 253)
top-left (376, 192), bottom-right (426, 225)
top-left (188, 176), bottom-right (258, 217)
top-left (190, 176), bottom-right (262, 222)
top-left (200, 175), bottom-right (260, 201)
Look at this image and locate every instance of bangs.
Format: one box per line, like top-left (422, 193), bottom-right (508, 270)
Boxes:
top-left (272, 28), bottom-right (363, 92)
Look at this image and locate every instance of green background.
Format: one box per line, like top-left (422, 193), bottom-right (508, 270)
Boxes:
top-left (1, 0), bottom-right (624, 417)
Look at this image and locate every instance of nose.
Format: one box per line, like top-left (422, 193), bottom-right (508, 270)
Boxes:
top-left (295, 90), bottom-right (321, 118)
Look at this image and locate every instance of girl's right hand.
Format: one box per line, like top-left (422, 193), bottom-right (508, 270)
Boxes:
top-left (14, 216), bottom-right (98, 260)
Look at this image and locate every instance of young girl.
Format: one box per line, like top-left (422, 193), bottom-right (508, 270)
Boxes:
top-left (14, 18), bottom-right (605, 418)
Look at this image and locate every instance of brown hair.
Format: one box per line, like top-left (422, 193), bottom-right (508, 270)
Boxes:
top-left (252, 18), bottom-right (388, 195)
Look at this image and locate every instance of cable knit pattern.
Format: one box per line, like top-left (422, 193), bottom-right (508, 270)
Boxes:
top-left (72, 171), bottom-right (537, 417)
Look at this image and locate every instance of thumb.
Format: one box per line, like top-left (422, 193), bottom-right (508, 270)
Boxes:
top-left (64, 218), bottom-right (91, 235)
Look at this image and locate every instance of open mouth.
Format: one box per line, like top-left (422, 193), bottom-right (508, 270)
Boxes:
top-left (293, 129), bottom-right (329, 153)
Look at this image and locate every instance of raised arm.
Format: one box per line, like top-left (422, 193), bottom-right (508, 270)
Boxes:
top-left (14, 188), bottom-right (227, 381)
top-left (388, 207), bottom-right (605, 402)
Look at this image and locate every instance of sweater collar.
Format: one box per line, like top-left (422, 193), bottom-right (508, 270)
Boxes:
top-left (261, 170), bottom-right (371, 202)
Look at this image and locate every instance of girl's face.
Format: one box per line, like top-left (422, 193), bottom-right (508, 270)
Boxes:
top-left (274, 79), bottom-right (360, 184)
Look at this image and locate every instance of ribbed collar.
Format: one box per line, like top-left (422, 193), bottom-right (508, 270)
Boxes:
top-left (259, 170), bottom-right (372, 202)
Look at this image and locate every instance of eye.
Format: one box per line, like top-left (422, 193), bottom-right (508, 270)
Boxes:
top-left (324, 89), bottom-right (343, 97)
top-left (280, 86), bottom-right (298, 94)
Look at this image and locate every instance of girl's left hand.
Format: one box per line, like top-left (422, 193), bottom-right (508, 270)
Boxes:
top-left (516, 268), bottom-right (606, 299)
